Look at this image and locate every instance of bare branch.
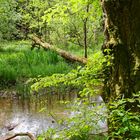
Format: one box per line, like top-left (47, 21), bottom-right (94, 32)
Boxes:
top-left (5, 132), bottom-right (36, 140)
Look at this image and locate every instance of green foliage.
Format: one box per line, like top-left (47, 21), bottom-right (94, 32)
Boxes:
top-left (31, 52), bottom-right (105, 93)
top-left (31, 52), bottom-right (108, 140)
top-left (0, 0), bottom-right (20, 40)
top-left (1, 1), bottom-right (139, 140)
top-left (108, 92), bottom-right (140, 140)
top-left (0, 41), bottom-right (73, 86)
top-left (38, 101), bottom-right (107, 140)
top-left (32, 51), bottom-right (140, 140)
top-left (16, 0), bottom-right (103, 57)
top-left (41, 0), bottom-right (103, 48)
top-left (60, 102), bottom-right (107, 140)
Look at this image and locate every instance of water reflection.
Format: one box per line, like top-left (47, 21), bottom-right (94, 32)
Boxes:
top-left (0, 92), bottom-right (75, 138)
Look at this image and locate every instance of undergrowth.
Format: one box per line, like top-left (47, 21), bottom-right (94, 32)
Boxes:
top-left (31, 52), bottom-right (140, 140)
top-left (0, 41), bottom-right (75, 87)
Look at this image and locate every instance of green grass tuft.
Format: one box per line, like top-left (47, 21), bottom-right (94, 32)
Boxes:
top-left (0, 41), bottom-right (74, 86)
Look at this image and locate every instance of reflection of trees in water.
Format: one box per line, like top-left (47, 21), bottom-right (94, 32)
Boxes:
top-left (0, 92), bottom-right (76, 127)
top-left (0, 98), bottom-right (13, 127)
top-left (31, 92), bottom-right (77, 112)
top-left (0, 112), bottom-right (6, 127)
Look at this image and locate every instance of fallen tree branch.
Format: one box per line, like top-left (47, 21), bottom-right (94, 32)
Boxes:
top-left (30, 35), bottom-right (87, 64)
top-left (5, 132), bottom-right (36, 140)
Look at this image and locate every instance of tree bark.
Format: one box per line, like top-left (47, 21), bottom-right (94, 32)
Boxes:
top-left (101, 1), bottom-right (140, 138)
top-left (101, 0), bottom-right (140, 101)
top-left (31, 35), bottom-right (87, 64)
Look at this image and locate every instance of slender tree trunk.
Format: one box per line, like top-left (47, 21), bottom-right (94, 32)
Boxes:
top-left (84, 21), bottom-right (87, 58)
top-left (83, 4), bottom-right (90, 58)
top-left (44, 21), bottom-right (47, 41)
top-left (101, 0), bottom-right (140, 101)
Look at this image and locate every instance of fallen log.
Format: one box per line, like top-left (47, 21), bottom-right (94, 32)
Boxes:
top-left (5, 132), bottom-right (36, 140)
top-left (30, 35), bottom-right (87, 64)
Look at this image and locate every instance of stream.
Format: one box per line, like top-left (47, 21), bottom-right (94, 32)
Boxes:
top-left (0, 92), bottom-right (75, 139)
top-left (0, 92), bottom-right (107, 139)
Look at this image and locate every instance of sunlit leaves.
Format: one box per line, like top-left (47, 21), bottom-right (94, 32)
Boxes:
top-left (0, 0), bottom-right (20, 40)
top-left (108, 93), bottom-right (140, 139)
top-left (31, 52), bottom-right (105, 97)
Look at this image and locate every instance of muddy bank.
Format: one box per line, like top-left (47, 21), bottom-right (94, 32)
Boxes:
top-left (0, 90), bottom-right (18, 98)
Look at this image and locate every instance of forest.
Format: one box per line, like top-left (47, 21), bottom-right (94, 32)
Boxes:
top-left (0, 0), bottom-right (140, 140)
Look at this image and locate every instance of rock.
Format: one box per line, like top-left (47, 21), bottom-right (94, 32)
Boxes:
top-left (5, 123), bottom-right (19, 131)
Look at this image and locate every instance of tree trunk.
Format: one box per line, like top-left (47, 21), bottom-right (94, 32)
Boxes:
top-left (83, 4), bottom-right (89, 58)
top-left (101, 0), bottom-right (140, 101)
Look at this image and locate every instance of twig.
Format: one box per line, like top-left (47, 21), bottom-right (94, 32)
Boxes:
top-left (5, 132), bottom-right (36, 140)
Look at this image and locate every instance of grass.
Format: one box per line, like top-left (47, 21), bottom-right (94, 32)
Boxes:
top-left (0, 40), bottom-right (75, 87)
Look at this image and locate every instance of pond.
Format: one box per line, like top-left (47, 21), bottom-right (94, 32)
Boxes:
top-left (0, 92), bottom-right (76, 139)
top-left (0, 92), bottom-right (108, 140)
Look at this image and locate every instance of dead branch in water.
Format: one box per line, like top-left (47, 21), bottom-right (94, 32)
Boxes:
top-left (5, 132), bottom-right (36, 140)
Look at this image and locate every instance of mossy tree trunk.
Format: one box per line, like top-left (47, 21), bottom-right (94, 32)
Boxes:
top-left (101, 0), bottom-right (140, 101)
top-left (101, 1), bottom-right (140, 138)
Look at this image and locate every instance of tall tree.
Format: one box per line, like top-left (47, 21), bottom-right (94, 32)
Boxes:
top-left (42, 0), bottom-right (102, 57)
top-left (101, 1), bottom-right (140, 139)
top-left (101, 0), bottom-right (140, 101)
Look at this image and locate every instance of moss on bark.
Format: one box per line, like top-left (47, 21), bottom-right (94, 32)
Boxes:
top-left (101, 0), bottom-right (140, 100)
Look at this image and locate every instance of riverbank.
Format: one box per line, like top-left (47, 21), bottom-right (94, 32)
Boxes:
top-left (0, 40), bottom-right (80, 98)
